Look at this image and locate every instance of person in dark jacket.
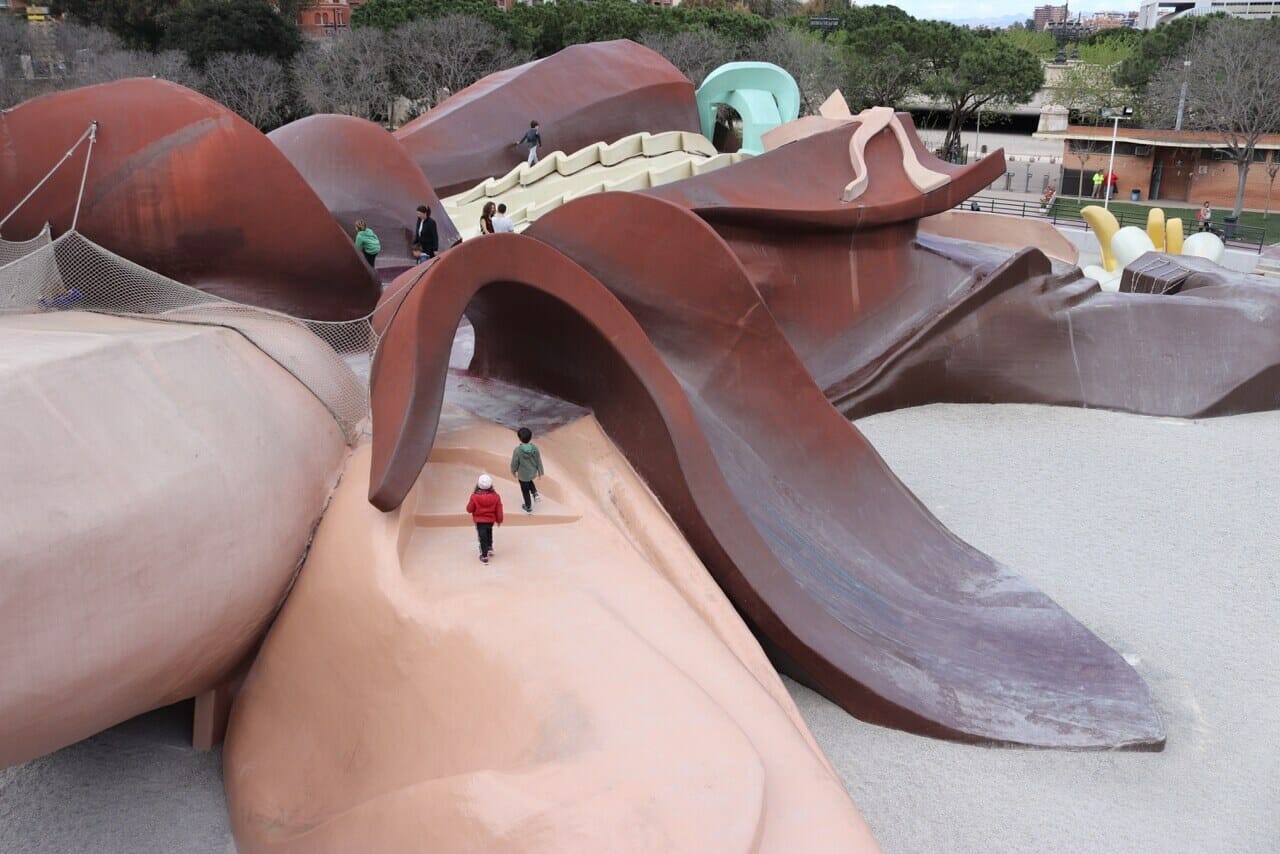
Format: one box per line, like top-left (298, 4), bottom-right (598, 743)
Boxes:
top-left (466, 473), bottom-right (503, 563)
top-left (412, 205), bottom-right (439, 257)
top-left (515, 120), bottom-right (541, 166)
top-left (510, 427), bottom-right (544, 514)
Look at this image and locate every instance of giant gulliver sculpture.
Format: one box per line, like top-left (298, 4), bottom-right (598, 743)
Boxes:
top-left (4, 36), bottom-right (1280, 854)
top-left (0, 79), bottom-right (380, 320)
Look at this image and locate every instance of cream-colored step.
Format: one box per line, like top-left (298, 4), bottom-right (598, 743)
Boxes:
top-left (442, 131), bottom-right (751, 239)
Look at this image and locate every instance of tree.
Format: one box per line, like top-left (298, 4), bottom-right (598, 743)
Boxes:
top-left (1001, 27), bottom-right (1057, 61)
top-left (0, 16), bottom-right (33, 109)
top-left (830, 6), bottom-right (925, 110)
top-left (750, 27), bottom-right (841, 116)
top-left (1145, 18), bottom-right (1280, 218)
top-left (1114, 14), bottom-right (1222, 92)
top-left (200, 53), bottom-right (292, 129)
top-left (391, 15), bottom-right (524, 110)
top-left (916, 23), bottom-right (1044, 160)
top-left (640, 29), bottom-right (736, 88)
top-left (292, 28), bottom-right (393, 123)
top-left (1265, 154), bottom-right (1279, 220)
top-left (1051, 61), bottom-right (1121, 124)
top-left (50, 0), bottom-right (178, 51)
top-left (161, 0), bottom-right (303, 68)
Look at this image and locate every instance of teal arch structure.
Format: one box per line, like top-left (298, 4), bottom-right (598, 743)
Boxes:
top-left (694, 62), bottom-right (801, 156)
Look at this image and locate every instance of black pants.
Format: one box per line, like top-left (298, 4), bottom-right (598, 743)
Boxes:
top-left (363, 251), bottom-right (378, 268)
top-left (475, 522), bottom-right (493, 557)
top-left (519, 479), bottom-right (539, 510)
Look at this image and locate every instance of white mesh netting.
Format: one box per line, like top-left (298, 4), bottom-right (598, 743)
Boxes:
top-left (0, 224), bottom-right (51, 266)
top-left (0, 230), bottom-right (376, 441)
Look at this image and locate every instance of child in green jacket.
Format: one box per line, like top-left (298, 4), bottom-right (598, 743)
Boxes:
top-left (510, 427), bottom-right (544, 513)
top-left (354, 220), bottom-right (380, 268)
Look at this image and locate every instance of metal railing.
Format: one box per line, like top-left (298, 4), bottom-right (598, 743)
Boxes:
top-left (956, 195), bottom-right (1268, 254)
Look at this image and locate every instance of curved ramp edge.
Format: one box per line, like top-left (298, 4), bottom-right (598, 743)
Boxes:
top-left (369, 204), bottom-right (1165, 749)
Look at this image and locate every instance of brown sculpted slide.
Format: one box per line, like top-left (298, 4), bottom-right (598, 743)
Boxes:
top-left (646, 118), bottom-right (1279, 419)
top-left (0, 79), bottom-right (380, 320)
top-left (368, 190), bottom-right (1165, 747)
top-left (394, 41), bottom-right (701, 196)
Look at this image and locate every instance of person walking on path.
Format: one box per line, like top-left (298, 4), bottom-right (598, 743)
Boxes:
top-left (1091, 171), bottom-right (1103, 199)
top-left (413, 205), bottom-right (439, 257)
top-left (1197, 200), bottom-right (1213, 231)
top-left (510, 427), bottom-right (544, 514)
top-left (516, 120), bottom-right (541, 166)
top-left (354, 220), bottom-right (380, 268)
top-left (493, 203), bottom-right (515, 234)
top-left (411, 243), bottom-right (430, 265)
top-left (479, 201), bottom-right (496, 235)
top-left (466, 473), bottom-right (503, 563)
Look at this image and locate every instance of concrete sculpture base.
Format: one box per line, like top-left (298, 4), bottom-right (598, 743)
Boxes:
top-left (225, 409), bottom-right (876, 852)
top-left (0, 312), bottom-right (347, 768)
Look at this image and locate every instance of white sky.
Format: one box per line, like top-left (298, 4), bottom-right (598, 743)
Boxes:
top-left (879, 0), bottom-right (1142, 23)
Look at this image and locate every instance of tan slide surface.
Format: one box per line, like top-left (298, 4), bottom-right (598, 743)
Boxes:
top-left (225, 406), bottom-right (876, 853)
top-left (444, 131), bottom-right (750, 238)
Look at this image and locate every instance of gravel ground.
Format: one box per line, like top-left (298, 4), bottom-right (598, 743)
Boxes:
top-left (3, 404), bottom-right (1276, 853)
top-left (793, 403), bottom-right (1280, 854)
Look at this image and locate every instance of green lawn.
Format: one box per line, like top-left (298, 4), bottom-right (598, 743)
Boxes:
top-left (1048, 197), bottom-right (1280, 246)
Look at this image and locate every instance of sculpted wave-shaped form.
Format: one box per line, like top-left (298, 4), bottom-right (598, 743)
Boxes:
top-left (367, 193), bottom-right (1164, 748)
top-left (0, 79), bottom-right (380, 320)
top-left (394, 40), bottom-right (702, 196)
top-left (268, 114), bottom-right (460, 265)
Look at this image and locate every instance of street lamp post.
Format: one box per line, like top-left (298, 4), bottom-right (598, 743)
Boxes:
top-left (1103, 106), bottom-right (1134, 211)
top-left (974, 108), bottom-right (982, 165)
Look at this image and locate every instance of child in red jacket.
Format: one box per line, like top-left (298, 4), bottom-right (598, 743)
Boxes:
top-left (466, 474), bottom-right (503, 563)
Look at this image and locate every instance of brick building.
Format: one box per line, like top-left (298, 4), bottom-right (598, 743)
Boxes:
top-left (291, 1), bottom-right (366, 35)
top-left (1033, 3), bottom-right (1070, 29)
top-left (1044, 125), bottom-right (1280, 209)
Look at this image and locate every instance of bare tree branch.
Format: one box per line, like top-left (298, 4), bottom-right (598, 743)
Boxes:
top-left (291, 28), bottom-right (393, 124)
top-left (391, 15), bottom-right (524, 113)
top-left (0, 16), bottom-right (33, 109)
top-left (639, 29), bottom-right (735, 88)
top-left (200, 53), bottom-right (291, 130)
top-left (749, 28), bottom-right (842, 117)
top-left (1146, 18), bottom-right (1280, 217)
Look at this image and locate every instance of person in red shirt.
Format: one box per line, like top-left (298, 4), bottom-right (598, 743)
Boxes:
top-left (466, 474), bottom-right (503, 564)
top-left (1107, 172), bottom-right (1119, 200)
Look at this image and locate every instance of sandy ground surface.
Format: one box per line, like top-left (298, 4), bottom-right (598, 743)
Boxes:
top-left (2, 403), bottom-right (1277, 852)
top-left (798, 403), bottom-right (1280, 854)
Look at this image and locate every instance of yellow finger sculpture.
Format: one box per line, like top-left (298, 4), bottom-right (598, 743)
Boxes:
top-left (1081, 205), bottom-right (1120, 272)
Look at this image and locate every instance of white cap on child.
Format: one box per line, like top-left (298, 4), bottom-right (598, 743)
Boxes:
top-left (477, 474), bottom-right (493, 489)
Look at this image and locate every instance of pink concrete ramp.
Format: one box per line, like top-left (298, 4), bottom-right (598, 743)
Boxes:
top-left (225, 412), bottom-right (877, 852)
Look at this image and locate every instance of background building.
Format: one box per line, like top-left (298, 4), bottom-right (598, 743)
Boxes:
top-left (1033, 3), bottom-right (1070, 29)
top-left (1042, 124), bottom-right (1280, 207)
top-left (295, 0), bottom-right (365, 34)
top-left (1138, 0), bottom-right (1280, 29)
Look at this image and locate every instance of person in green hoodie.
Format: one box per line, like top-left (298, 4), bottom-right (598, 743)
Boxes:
top-left (510, 426), bottom-right (544, 514)
top-left (354, 219), bottom-right (380, 268)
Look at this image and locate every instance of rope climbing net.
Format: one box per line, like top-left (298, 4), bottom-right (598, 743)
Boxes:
top-left (0, 230), bottom-right (377, 441)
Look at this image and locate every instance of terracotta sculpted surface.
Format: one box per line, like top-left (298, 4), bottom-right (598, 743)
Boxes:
top-left (268, 114), bottom-right (460, 265)
top-left (0, 79), bottom-right (380, 320)
top-left (226, 412), bottom-right (877, 852)
top-left (394, 41), bottom-right (701, 196)
top-left (366, 170), bottom-right (1164, 746)
top-left (644, 120), bottom-right (1278, 420)
top-left (0, 312), bottom-right (347, 767)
